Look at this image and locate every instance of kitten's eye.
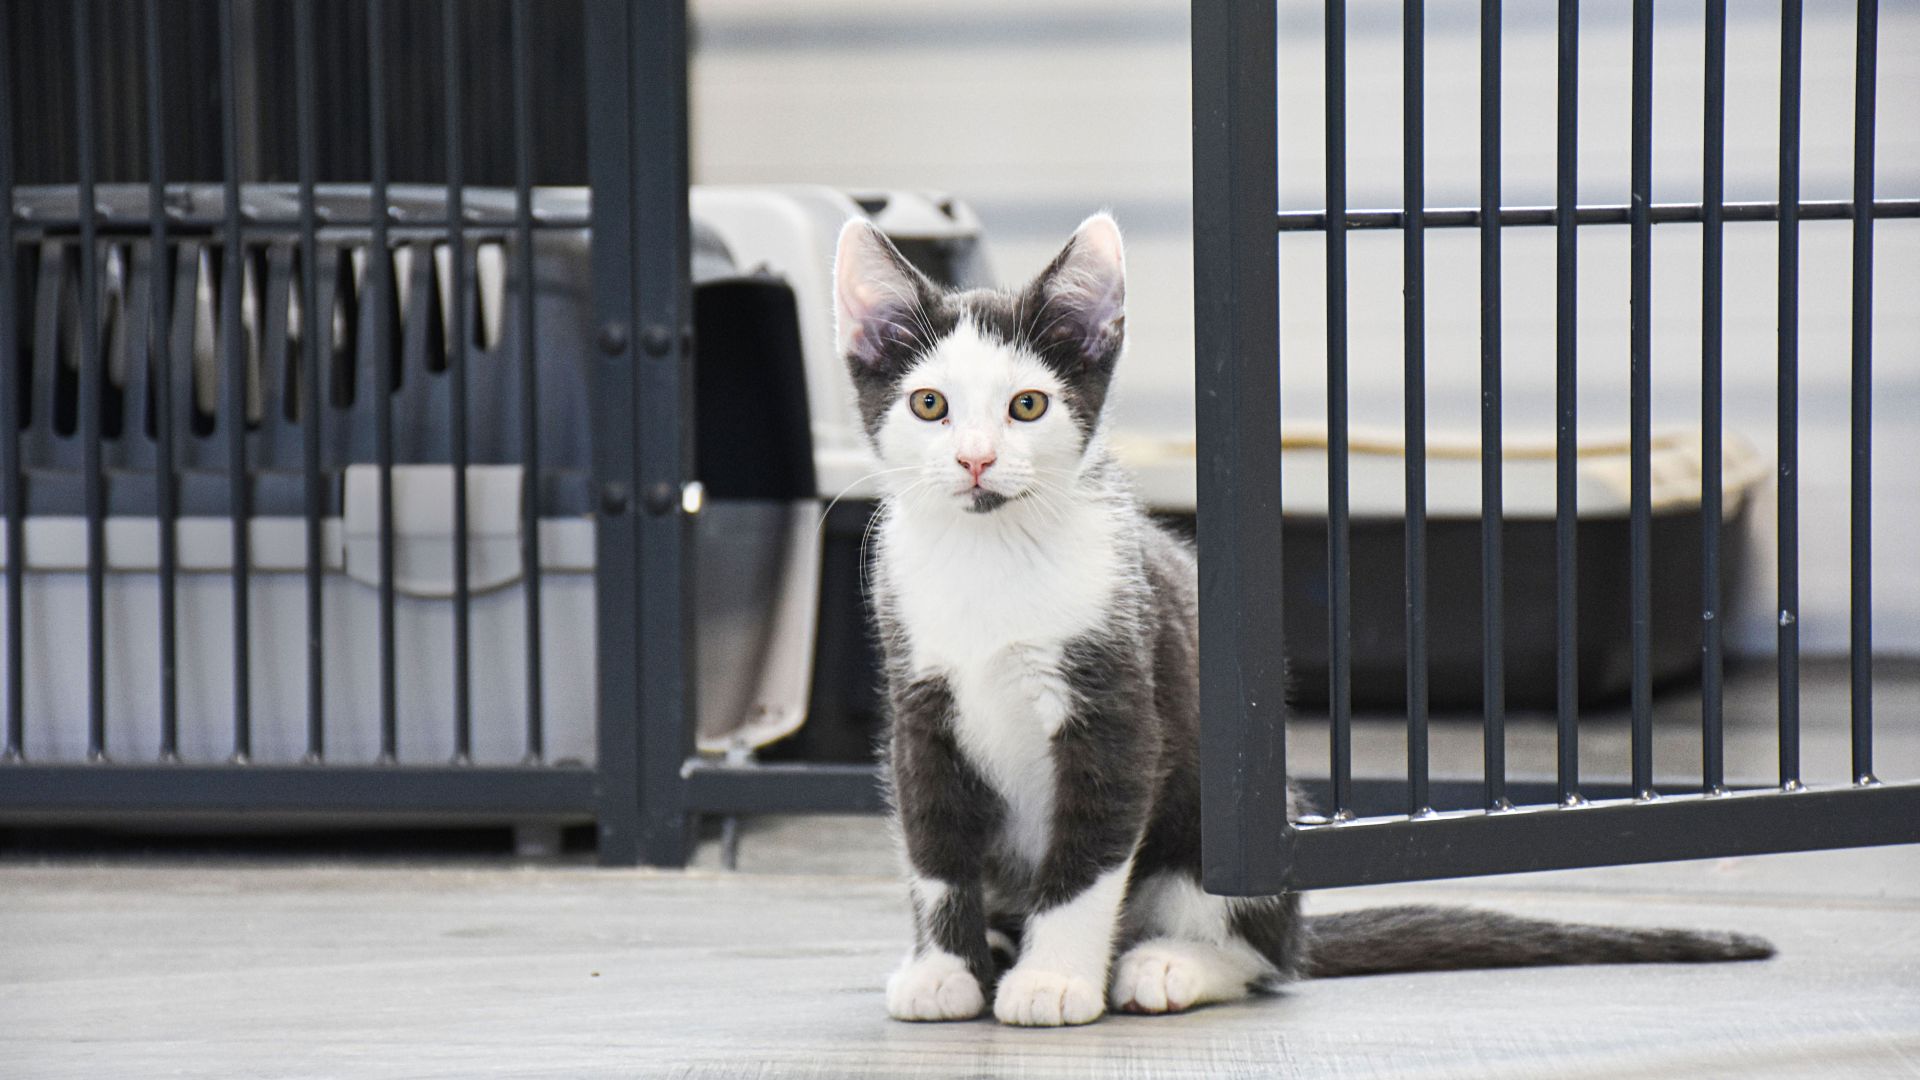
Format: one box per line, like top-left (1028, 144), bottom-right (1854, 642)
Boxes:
top-left (1009, 391), bottom-right (1049, 422)
top-left (908, 389), bottom-right (948, 421)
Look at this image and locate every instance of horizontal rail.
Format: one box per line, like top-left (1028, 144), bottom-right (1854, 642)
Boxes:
top-left (0, 764), bottom-right (596, 820)
top-left (683, 761), bottom-right (890, 814)
top-left (678, 761), bottom-right (1710, 819)
top-left (1274, 781), bottom-right (1920, 892)
top-left (12, 214), bottom-right (592, 233)
top-left (1276, 198), bottom-right (1920, 232)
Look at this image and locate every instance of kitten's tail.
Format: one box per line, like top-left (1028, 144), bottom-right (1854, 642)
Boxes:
top-left (1301, 905), bottom-right (1774, 979)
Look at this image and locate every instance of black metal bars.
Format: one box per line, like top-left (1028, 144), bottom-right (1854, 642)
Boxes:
top-left (1192, 0), bottom-right (1288, 897)
top-left (1553, 0), bottom-right (1579, 806)
top-left (1478, 0), bottom-right (1505, 811)
top-left (1849, 0), bottom-right (1877, 787)
top-left (1778, 0), bottom-right (1803, 790)
top-left (512, 0), bottom-right (547, 765)
top-left (1194, 0), bottom-right (1915, 894)
top-left (1628, 0), bottom-right (1653, 799)
top-left (146, 0), bottom-right (180, 762)
top-left (367, 0), bottom-right (397, 764)
top-left (74, 0), bottom-right (107, 761)
top-left (1325, 0), bottom-right (1353, 820)
top-left (1701, 0), bottom-right (1727, 796)
top-left (1402, 0), bottom-right (1429, 819)
top-left (0, 0), bottom-right (19, 762)
top-left (446, 0), bottom-right (473, 765)
top-left (296, 0), bottom-right (325, 763)
top-left (218, 0), bottom-right (251, 762)
top-left (3, 0), bottom-right (693, 865)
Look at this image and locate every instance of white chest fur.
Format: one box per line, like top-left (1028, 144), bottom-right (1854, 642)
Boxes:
top-left (881, 497), bottom-right (1128, 866)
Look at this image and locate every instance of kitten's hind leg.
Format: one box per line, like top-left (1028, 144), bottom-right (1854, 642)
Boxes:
top-left (1112, 872), bottom-right (1300, 1015)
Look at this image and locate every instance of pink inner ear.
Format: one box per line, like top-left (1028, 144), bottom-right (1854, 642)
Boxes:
top-left (835, 221), bottom-right (919, 362)
top-left (1038, 215), bottom-right (1126, 352)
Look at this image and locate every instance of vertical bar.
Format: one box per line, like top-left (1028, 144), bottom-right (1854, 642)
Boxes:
top-left (1777, 0), bottom-right (1803, 789)
top-left (445, 0), bottom-right (473, 763)
top-left (586, 0), bottom-right (643, 863)
top-left (145, 0), bottom-right (178, 761)
top-left (512, 0), bottom-right (545, 763)
top-left (633, 0), bottom-right (695, 865)
top-left (295, 0), bottom-right (324, 762)
top-left (368, 0), bottom-right (397, 763)
top-left (1553, 0), bottom-right (1580, 805)
top-left (1325, 0), bottom-right (1353, 820)
top-left (1402, 0), bottom-right (1429, 818)
top-left (1479, 0), bottom-right (1506, 809)
top-left (1628, 0), bottom-right (1654, 799)
top-left (1849, 0), bottom-right (1876, 785)
top-left (0, 0), bottom-right (20, 761)
top-left (1700, 0), bottom-right (1727, 795)
top-left (219, 0), bottom-right (251, 761)
top-left (75, 1), bottom-right (108, 761)
top-left (1193, 0), bottom-right (1287, 895)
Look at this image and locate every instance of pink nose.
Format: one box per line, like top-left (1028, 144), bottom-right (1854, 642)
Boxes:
top-left (958, 451), bottom-right (996, 484)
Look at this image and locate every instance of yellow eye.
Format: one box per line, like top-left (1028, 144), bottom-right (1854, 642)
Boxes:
top-left (909, 389), bottom-right (948, 421)
top-left (1009, 391), bottom-right (1049, 422)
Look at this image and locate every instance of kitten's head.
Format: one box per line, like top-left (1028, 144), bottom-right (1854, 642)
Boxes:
top-left (834, 213), bottom-right (1126, 514)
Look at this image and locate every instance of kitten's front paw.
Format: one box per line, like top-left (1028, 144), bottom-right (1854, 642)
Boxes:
top-left (886, 953), bottom-right (985, 1022)
top-left (993, 966), bottom-right (1106, 1027)
top-left (1110, 944), bottom-right (1205, 1014)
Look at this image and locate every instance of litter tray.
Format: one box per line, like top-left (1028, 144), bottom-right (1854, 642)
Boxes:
top-left (1123, 425), bottom-right (1769, 712)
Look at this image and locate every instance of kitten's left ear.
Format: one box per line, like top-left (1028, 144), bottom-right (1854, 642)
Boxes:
top-left (1027, 212), bottom-right (1126, 365)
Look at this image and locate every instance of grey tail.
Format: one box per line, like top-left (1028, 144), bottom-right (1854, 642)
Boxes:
top-left (1302, 905), bottom-right (1774, 979)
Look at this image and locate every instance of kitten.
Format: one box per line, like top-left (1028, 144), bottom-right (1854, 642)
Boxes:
top-left (835, 213), bottom-right (1771, 1027)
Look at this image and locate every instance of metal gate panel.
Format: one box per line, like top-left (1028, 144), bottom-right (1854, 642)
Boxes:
top-left (0, 0), bottom-right (692, 866)
top-left (1193, 0), bottom-right (1920, 895)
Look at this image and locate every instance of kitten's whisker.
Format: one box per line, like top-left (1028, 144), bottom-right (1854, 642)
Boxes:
top-left (819, 465), bottom-right (925, 540)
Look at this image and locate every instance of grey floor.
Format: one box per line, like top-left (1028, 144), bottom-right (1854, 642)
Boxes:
top-left (5, 668), bottom-right (1919, 1079)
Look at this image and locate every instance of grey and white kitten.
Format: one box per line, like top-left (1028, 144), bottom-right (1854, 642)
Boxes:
top-left (835, 214), bottom-right (1771, 1028)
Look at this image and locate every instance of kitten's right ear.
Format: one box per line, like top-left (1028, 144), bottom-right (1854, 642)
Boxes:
top-left (835, 220), bottom-right (933, 368)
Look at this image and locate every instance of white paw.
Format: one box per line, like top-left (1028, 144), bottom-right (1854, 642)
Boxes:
top-left (1110, 945), bottom-right (1207, 1014)
top-left (993, 966), bottom-right (1106, 1027)
top-left (886, 953), bottom-right (985, 1022)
